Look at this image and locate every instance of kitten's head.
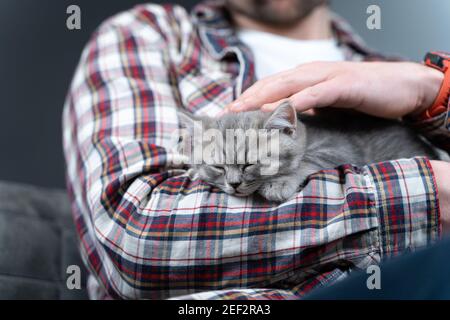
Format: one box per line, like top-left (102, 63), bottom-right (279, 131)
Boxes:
top-left (178, 102), bottom-right (304, 196)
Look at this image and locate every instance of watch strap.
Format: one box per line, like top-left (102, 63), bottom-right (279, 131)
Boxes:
top-left (420, 52), bottom-right (450, 120)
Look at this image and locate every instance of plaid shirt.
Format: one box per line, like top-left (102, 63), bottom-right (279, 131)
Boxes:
top-left (63, 1), bottom-right (450, 300)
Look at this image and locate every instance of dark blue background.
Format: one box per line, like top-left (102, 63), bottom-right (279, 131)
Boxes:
top-left (0, 0), bottom-right (198, 188)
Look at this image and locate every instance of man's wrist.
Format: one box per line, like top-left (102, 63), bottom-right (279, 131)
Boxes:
top-left (412, 64), bottom-right (444, 117)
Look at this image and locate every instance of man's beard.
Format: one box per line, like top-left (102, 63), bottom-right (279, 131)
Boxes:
top-left (226, 0), bottom-right (327, 27)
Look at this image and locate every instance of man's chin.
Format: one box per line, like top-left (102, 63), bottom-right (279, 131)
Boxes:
top-left (266, 0), bottom-right (304, 17)
top-left (226, 0), bottom-right (327, 28)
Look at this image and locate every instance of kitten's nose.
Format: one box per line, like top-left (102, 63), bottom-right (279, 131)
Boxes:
top-left (229, 182), bottom-right (241, 189)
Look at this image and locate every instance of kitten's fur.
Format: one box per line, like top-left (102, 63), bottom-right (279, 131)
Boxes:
top-left (178, 102), bottom-right (438, 202)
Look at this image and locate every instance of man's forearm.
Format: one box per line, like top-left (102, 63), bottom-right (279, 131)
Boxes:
top-left (430, 160), bottom-right (450, 234)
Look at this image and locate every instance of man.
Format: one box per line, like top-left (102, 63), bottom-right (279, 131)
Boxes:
top-left (63, 0), bottom-right (450, 299)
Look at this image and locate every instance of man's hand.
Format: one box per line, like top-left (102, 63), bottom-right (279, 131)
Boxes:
top-left (430, 161), bottom-right (450, 235)
top-left (225, 61), bottom-right (443, 119)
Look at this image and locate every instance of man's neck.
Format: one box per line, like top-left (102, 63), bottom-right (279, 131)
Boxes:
top-left (231, 5), bottom-right (332, 40)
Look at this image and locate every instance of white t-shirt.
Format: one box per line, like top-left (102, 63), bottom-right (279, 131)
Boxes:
top-left (237, 29), bottom-right (346, 79)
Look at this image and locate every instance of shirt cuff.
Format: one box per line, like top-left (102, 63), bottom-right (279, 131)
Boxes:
top-left (404, 104), bottom-right (450, 151)
top-left (365, 157), bottom-right (441, 258)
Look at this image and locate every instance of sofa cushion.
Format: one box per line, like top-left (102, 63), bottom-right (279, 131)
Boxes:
top-left (0, 181), bottom-right (88, 299)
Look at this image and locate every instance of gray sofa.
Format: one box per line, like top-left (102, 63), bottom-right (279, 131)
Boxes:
top-left (0, 181), bottom-right (88, 299)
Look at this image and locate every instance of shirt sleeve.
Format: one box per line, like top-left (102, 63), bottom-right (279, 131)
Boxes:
top-left (63, 5), bottom-right (441, 300)
top-left (404, 99), bottom-right (450, 152)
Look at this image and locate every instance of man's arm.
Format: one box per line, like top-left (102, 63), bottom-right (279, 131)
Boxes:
top-left (225, 61), bottom-right (444, 118)
top-left (63, 5), bottom-right (442, 299)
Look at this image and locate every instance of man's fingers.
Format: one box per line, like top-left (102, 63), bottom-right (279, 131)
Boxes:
top-left (260, 80), bottom-right (344, 113)
top-left (229, 79), bottom-right (294, 112)
top-left (261, 101), bottom-right (316, 115)
top-left (302, 109), bottom-right (316, 116)
top-left (289, 79), bottom-right (344, 112)
top-left (228, 65), bottom-right (329, 112)
top-left (260, 99), bottom-right (289, 112)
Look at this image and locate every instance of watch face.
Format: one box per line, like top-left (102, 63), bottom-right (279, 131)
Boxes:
top-left (426, 52), bottom-right (450, 70)
top-left (427, 53), bottom-right (444, 68)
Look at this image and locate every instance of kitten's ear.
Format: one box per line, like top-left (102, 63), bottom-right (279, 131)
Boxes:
top-left (177, 109), bottom-right (202, 135)
top-left (264, 101), bottom-right (297, 136)
top-left (187, 168), bottom-right (199, 180)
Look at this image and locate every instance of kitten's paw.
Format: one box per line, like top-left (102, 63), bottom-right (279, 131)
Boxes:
top-left (258, 180), bottom-right (299, 202)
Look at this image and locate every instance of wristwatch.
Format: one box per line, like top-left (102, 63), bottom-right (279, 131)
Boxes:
top-left (419, 51), bottom-right (450, 120)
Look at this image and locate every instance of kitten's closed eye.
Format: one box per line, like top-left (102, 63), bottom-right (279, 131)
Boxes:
top-left (242, 164), bottom-right (255, 172)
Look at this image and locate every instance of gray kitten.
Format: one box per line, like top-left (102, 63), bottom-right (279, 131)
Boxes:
top-left (178, 102), bottom-right (438, 202)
